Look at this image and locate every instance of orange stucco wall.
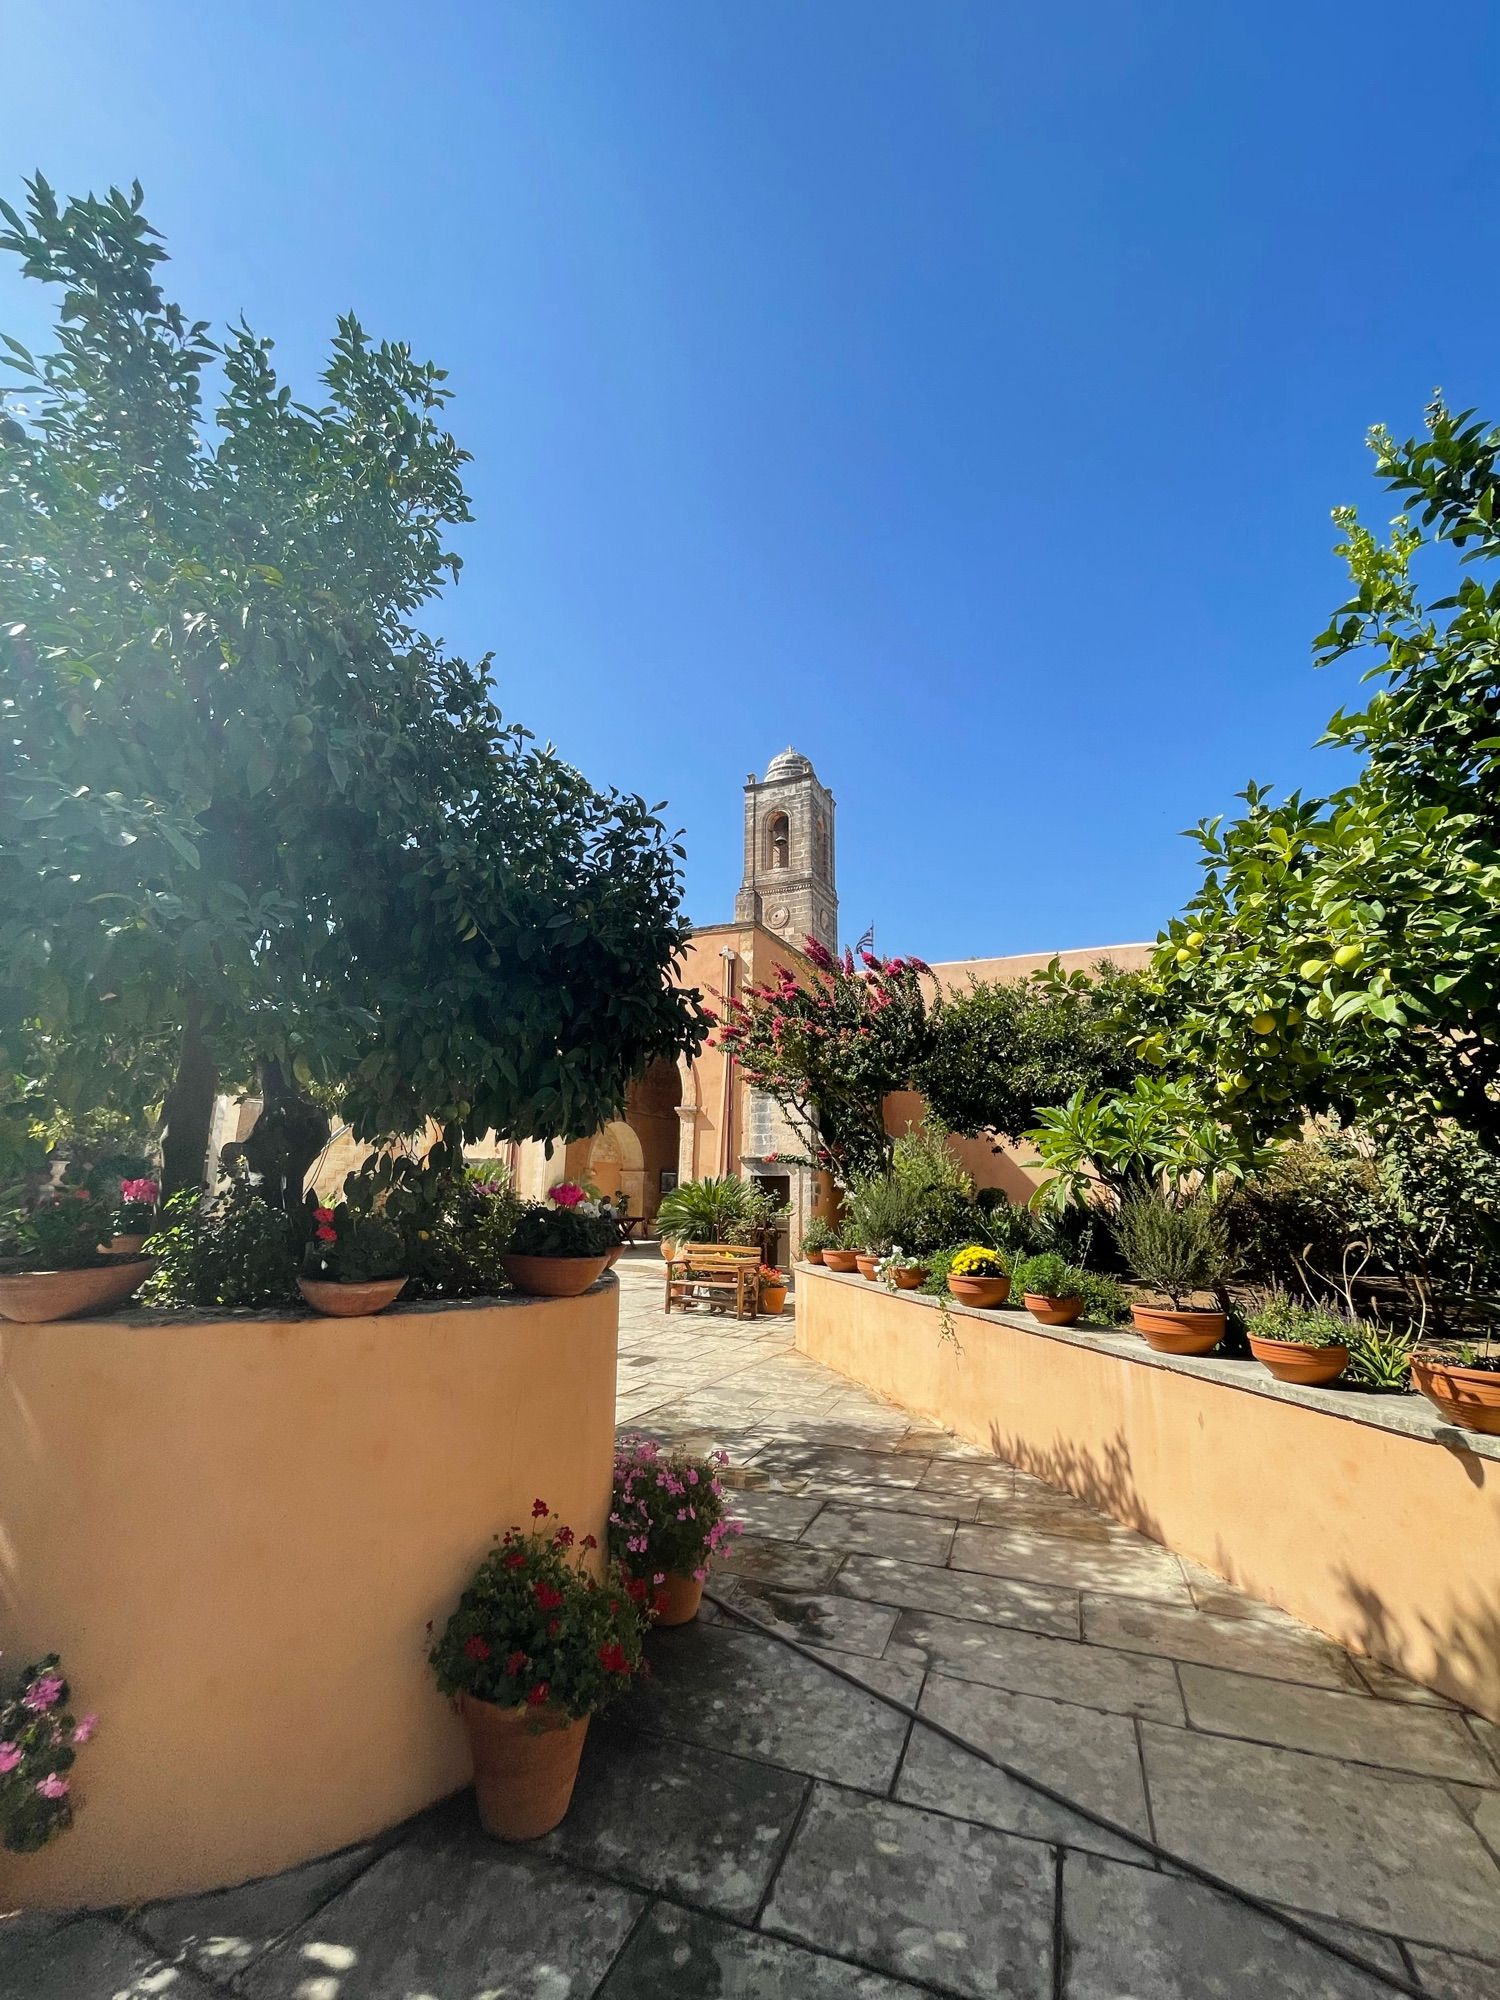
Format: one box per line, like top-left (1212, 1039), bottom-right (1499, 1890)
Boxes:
top-left (796, 1268), bottom-right (1500, 1721)
top-left (0, 1285), bottom-right (619, 1909)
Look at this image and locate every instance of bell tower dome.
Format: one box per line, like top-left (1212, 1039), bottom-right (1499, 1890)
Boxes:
top-left (734, 748), bottom-right (838, 949)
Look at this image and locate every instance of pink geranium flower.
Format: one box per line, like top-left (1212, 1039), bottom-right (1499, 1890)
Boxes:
top-left (0, 1742), bottom-right (21, 1774)
top-left (548, 1183), bottom-right (586, 1208)
top-left (120, 1178), bottom-right (159, 1206)
top-left (72, 1713), bottom-right (98, 1745)
top-left (36, 1772), bottom-right (69, 1800)
top-left (23, 1675), bottom-right (64, 1713)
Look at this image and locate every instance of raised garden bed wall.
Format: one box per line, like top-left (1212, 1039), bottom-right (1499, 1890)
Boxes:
top-left (795, 1264), bottom-right (1500, 1722)
top-left (0, 1282), bottom-right (619, 1909)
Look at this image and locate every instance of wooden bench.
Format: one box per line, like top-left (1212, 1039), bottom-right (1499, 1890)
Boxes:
top-left (665, 1241), bottom-right (762, 1320)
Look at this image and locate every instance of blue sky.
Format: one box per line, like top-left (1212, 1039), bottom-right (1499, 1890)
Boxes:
top-left (5, 3), bottom-right (1498, 960)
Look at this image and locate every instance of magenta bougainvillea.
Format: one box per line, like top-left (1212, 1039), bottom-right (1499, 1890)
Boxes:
top-left (712, 938), bottom-right (934, 1185)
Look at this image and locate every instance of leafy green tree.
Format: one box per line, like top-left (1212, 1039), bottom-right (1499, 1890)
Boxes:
top-left (1140, 397), bottom-right (1500, 1155)
top-left (0, 177), bottom-right (704, 1196)
top-left (919, 959), bottom-right (1141, 1143)
top-left (714, 941), bottom-right (933, 1185)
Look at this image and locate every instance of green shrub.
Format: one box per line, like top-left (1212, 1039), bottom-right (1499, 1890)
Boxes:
top-left (1245, 1295), bottom-right (1351, 1349)
top-left (144, 1182), bottom-right (301, 1310)
top-left (800, 1217), bottom-right (839, 1255)
top-left (1076, 1270), bottom-right (1132, 1327)
top-left (1011, 1252), bottom-right (1084, 1300)
top-left (843, 1174), bottom-right (919, 1255)
top-left (303, 1204), bottom-right (405, 1284)
top-left (1112, 1194), bottom-right (1231, 1309)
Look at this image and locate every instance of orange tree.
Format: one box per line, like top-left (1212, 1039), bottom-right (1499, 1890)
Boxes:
top-left (713, 939), bottom-right (934, 1186)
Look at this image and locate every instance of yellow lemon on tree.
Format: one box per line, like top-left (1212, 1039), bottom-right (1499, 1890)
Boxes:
top-left (1252, 1012), bottom-right (1276, 1035)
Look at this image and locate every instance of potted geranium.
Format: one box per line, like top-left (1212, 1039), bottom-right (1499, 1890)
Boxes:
top-left (1245, 1296), bottom-right (1351, 1387)
top-left (799, 1217), bottom-right (837, 1266)
top-left (0, 1181), bottom-right (154, 1323)
top-left (758, 1264), bottom-right (789, 1314)
top-left (429, 1508), bottom-right (646, 1839)
top-left (298, 1202), bottom-right (408, 1316)
top-left (1113, 1193), bottom-right (1229, 1355)
top-left (1411, 1340), bottom-right (1500, 1434)
top-left (502, 1183), bottom-right (617, 1298)
top-left (1014, 1252), bottom-right (1086, 1327)
top-left (610, 1437), bottom-right (740, 1626)
top-left (876, 1244), bottom-right (929, 1291)
top-left (946, 1244), bottom-right (1011, 1309)
top-left (109, 1175), bottom-right (160, 1256)
top-left (1, 1653), bottom-right (97, 1854)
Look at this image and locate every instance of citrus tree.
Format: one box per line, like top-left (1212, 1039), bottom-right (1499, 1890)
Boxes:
top-left (0, 177), bottom-right (705, 1196)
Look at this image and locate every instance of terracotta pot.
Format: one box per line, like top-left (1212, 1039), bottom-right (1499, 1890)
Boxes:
top-left (459, 1694), bottom-right (590, 1840)
top-left (604, 1244), bottom-right (622, 1269)
top-left (1132, 1305), bottom-right (1224, 1355)
top-left (1249, 1334), bottom-right (1348, 1387)
top-left (822, 1248), bottom-right (859, 1273)
top-left (949, 1273), bottom-right (1011, 1309)
top-left (108, 1232), bottom-right (149, 1257)
top-left (804, 1248), bottom-right (825, 1265)
top-left (1025, 1291), bottom-right (1083, 1327)
top-left (854, 1253), bottom-right (880, 1281)
top-left (0, 1259), bottom-right (154, 1324)
top-left (890, 1265), bottom-right (929, 1290)
top-left (297, 1275), bottom-right (408, 1317)
top-left (1411, 1355), bottom-right (1500, 1435)
top-left (658, 1237), bottom-right (677, 1261)
top-left (759, 1283), bottom-right (788, 1316)
top-left (500, 1253), bottom-right (610, 1298)
top-left (654, 1571), bottom-right (706, 1626)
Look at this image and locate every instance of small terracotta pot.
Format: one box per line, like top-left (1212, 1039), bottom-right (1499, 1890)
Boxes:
top-left (297, 1275), bottom-right (408, 1317)
top-left (759, 1283), bottom-right (788, 1316)
top-left (1132, 1305), bottom-right (1224, 1355)
top-left (658, 1237), bottom-right (677, 1261)
top-left (822, 1248), bottom-right (859, 1273)
top-left (1249, 1334), bottom-right (1348, 1387)
top-left (890, 1265), bottom-right (929, 1290)
top-left (108, 1232), bottom-right (150, 1257)
top-left (0, 1259), bottom-right (154, 1324)
top-left (1025, 1292), bottom-right (1083, 1327)
top-left (459, 1694), bottom-right (590, 1840)
top-left (654, 1571), bottom-right (706, 1626)
top-left (1411, 1356), bottom-right (1500, 1435)
top-left (949, 1273), bottom-right (1011, 1309)
top-left (500, 1253), bottom-right (610, 1298)
top-left (854, 1253), bottom-right (880, 1281)
top-left (804, 1248), bottom-right (825, 1265)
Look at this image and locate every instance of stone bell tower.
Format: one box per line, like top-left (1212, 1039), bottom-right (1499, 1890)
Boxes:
top-left (734, 747), bottom-right (838, 951)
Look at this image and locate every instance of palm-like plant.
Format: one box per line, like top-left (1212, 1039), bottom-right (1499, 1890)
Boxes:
top-left (655, 1176), bottom-right (754, 1246)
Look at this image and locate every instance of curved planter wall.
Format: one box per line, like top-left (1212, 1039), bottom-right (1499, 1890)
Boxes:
top-left (796, 1265), bottom-right (1500, 1723)
top-left (0, 1283), bottom-right (618, 1909)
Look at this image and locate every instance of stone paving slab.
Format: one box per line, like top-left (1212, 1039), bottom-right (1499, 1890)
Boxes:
top-left (135, 1840), bottom-right (379, 1979)
top-left (597, 1901), bottom-right (936, 1997)
top-left (711, 1574), bottom-right (902, 1657)
top-left (801, 1502), bottom-right (959, 1564)
top-left (749, 1442), bottom-right (928, 1487)
top-left (836, 1550), bottom-right (1080, 1638)
top-left (1138, 1723), bottom-right (1500, 1956)
top-left (1083, 1591), bottom-right (1370, 1689)
top-left (0, 1916), bottom-right (208, 2000)
top-left (950, 1520), bottom-right (1194, 1603)
top-left (537, 1725), bottom-right (807, 1920)
top-left (1405, 1942), bottom-right (1500, 1998)
top-left (762, 1783), bottom-right (1056, 2000)
top-left (893, 1607), bottom-right (1187, 1723)
top-left (1057, 1851), bottom-right (1401, 1998)
top-left (716, 1532), bottom-right (844, 1589)
top-left (725, 1487), bottom-right (827, 1537)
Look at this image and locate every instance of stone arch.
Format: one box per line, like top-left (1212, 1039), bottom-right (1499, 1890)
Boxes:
top-left (765, 810), bottom-right (790, 870)
top-left (587, 1119), bottom-right (646, 1219)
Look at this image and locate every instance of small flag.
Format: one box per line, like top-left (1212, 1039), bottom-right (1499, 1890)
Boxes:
top-left (854, 922), bottom-right (876, 956)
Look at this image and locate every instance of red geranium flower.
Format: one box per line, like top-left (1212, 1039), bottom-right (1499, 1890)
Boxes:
top-left (531, 1498), bottom-right (549, 1518)
top-left (504, 1552), bottom-right (526, 1570)
top-left (313, 1207), bottom-right (335, 1223)
top-left (597, 1641), bottom-right (631, 1675)
top-left (553, 1525), bottom-right (574, 1547)
top-left (533, 1581), bottom-right (564, 1612)
top-left (463, 1635), bottom-right (491, 1662)
top-left (506, 1650), bottom-right (527, 1674)
top-left (625, 1577), bottom-right (649, 1605)
top-left (526, 1682), bottom-right (549, 1707)
top-left (315, 1224), bottom-right (337, 1242)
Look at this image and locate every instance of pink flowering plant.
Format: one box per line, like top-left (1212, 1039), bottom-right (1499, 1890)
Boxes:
top-left (0, 1180), bottom-right (114, 1273)
top-left (713, 938), bottom-right (934, 1186)
top-left (609, 1436), bottom-right (741, 1589)
top-left (0, 1653), bottom-right (97, 1853)
top-left (429, 1507), bottom-right (647, 1722)
top-left (506, 1184), bottom-right (618, 1259)
top-left (115, 1176), bottom-right (160, 1233)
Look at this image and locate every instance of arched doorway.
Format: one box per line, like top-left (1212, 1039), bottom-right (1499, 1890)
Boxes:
top-left (586, 1120), bottom-right (646, 1220)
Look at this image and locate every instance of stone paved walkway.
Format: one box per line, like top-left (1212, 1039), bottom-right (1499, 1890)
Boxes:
top-left (6, 1252), bottom-right (1500, 1998)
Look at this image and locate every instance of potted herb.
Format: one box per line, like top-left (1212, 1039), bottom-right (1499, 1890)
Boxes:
top-left (299, 1202), bottom-right (408, 1316)
top-left (0, 1182), bottom-right (154, 1323)
top-left (876, 1244), bottom-right (929, 1290)
top-left (1411, 1340), bottom-right (1500, 1434)
top-left (946, 1244), bottom-right (1011, 1309)
top-left (610, 1437), bottom-right (741, 1626)
top-left (1245, 1296), bottom-right (1351, 1387)
top-left (0, 1653), bottom-right (97, 1854)
top-left (1013, 1252), bottom-right (1086, 1327)
top-left (822, 1223), bottom-right (860, 1274)
top-left (429, 1508), bottom-right (645, 1839)
top-left (1113, 1193), bottom-right (1230, 1354)
top-left (109, 1175), bottom-right (161, 1256)
top-left (758, 1264), bottom-right (789, 1314)
top-left (502, 1183), bottom-right (618, 1297)
top-left (800, 1217), bottom-right (838, 1266)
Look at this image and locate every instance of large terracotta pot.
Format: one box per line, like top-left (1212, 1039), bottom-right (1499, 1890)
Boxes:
top-left (0, 1259), bottom-right (154, 1324)
top-left (1249, 1334), bottom-right (1348, 1388)
top-left (1132, 1305), bottom-right (1224, 1355)
top-left (890, 1265), bottom-right (929, 1291)
top-left (759, 1282), bottom-right (788, 1316)
top-left (501, 1253), bottom-right (610, 1298)
top-left (822, 1248), bottom-right (859, 1273)
top-left (654, 1571), bottom-right (706, 1626)
top-left (949, 1273), bottom-right (1011, 1309)
top-left (1025, 1291), bottom-right (1083, 1327)
top-left (1411, 1355), bottom-right (1500, 1435)
top-left (854, 1253), bottom-right (880, 1281)
top-left (604, 1244), bottom-right (622, 1269)
top-left (459, 1694), bottom-right (590, 1840)
top-left (297, 1275), bottom-right (408, 1317)
top-left (804, 1248), bottom-right (826, 1265)
top-left (108, 1232), bottom-right (150, 1258)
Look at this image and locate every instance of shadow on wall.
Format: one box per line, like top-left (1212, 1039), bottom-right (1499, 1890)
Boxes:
top-left (1335, 1566), bottom-right (1500, 1720)
top-left (987, 1426), bottom-right (1168, 1552)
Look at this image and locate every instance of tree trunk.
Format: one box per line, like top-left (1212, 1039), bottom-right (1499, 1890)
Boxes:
top-left (241, 1060), bottom-right (329, 1214)
top-left (160, 1003), bottom-right (219, 1202)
